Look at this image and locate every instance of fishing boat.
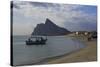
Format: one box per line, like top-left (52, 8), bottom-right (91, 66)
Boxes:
top-left (26, 36), bottom-right (47, 45)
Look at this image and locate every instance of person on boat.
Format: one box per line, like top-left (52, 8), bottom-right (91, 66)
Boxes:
top-left (36, 37), bottom-right (40, 42)
top-left (40, 37), bottom-right (44, 41)
top-left (28, 38), bottom-right (32, 42)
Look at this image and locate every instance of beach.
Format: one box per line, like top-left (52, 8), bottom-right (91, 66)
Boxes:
top-left (46, 34), bottom-right (97, 64)
top-left (13, 34), bottom-right (97, 66)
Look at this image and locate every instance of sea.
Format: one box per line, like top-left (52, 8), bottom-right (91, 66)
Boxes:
top-left (13, 35), bottom-right (86, 66)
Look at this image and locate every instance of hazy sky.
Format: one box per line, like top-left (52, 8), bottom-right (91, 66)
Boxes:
top-left (12, 1), bottom-right (97, 35)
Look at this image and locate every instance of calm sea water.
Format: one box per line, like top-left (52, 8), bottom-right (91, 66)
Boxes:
top-left (13, 35), bottom-right (85, 66)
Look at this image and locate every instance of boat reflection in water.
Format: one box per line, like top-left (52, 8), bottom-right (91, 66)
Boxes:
top-left (26, 36), bottom-right (47, 45)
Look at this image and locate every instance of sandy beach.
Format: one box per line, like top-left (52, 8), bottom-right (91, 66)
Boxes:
top-left (46, 34), bottom-right (97, 64)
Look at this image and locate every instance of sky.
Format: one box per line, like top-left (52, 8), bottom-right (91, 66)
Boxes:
top-left (12, 1), bottom-right (97, 35)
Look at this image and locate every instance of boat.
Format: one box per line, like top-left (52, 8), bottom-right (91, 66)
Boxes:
top-left (26, 36), bottom-right (47, 45)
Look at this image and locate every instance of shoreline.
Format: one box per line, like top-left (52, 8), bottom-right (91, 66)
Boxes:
top-left (46, 35), bottom-right (97, 64)
top-left (37, 35), bottom-right (97, 65)
top-left (14, 34), bottom-right (97, 66)
top-left (15, 47), bottom-right (85, 66)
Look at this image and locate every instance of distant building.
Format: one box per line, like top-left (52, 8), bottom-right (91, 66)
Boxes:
top-left (75, 32), bottom-right (79, 35)
top-left (84, 32), bottom-right (88, 36)
top-left (73, 31), bottom-right (89, 36)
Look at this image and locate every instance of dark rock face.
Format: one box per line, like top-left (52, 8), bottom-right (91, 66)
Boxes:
top-left (32, 18), bottom-right (70, 36)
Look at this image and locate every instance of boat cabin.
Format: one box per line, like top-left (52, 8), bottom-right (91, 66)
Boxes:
top-left (26, 36), bottom-right (47, 45)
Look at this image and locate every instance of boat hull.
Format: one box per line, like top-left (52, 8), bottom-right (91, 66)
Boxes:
top-left (26, 39), bottom-right (47, 45)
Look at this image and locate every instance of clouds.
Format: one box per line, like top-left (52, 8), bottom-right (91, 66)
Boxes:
top-left (12, 1), bottom-right (97, 35)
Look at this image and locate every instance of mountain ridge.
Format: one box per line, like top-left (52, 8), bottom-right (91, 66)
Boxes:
top-left (32, 18), bottom-right (70, 36)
